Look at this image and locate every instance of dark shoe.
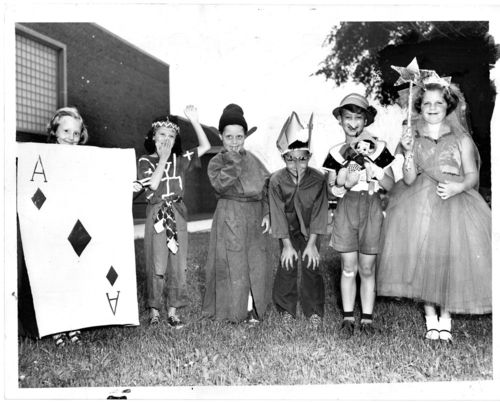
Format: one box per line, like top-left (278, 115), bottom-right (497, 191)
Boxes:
top-left (360, 322), bottom-right (376, 336)
top-left (167, 315), bottom-right (185, 329)
top-left (339, 320), bottom-right (355, 339)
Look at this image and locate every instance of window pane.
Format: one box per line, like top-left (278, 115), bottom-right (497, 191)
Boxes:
top-left (16, 33), bottom-right (59, 133)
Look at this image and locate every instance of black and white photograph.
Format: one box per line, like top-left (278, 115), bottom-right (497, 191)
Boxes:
top-left (2, 1), bottom-right (499, 400)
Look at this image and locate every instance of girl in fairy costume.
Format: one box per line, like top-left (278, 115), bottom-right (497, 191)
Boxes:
top-left (377, 77), bottom-right (492, 342)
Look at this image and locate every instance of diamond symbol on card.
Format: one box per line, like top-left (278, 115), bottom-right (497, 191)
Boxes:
top-left (106, 266), bottom-right (118, 286)
top-left (31, 188), bottom-right (46, 210)
top-left (68, 219), bottom-right (92, 257)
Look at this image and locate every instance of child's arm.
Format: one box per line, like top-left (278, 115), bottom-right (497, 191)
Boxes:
top-left (437, 135), bottom-right (479, 199)
top-left (308, 176), bottom-right (329, 236)
top-left (401, 127), bottom-right (417, 185)
top-left (379, 168), bottom-right (395, 192)
top-left (261, 177), bottom-right (271, 234)
top-left (269, 176), bottom-right (292, 239)
top-left (302, 234), bottom-right (319, 270)
top-left (184, 105), bottom-right (211, 157)
top-left (368, 162), bottom-right (395, 191)
top-left (207, 151), bottom-right (243, 193)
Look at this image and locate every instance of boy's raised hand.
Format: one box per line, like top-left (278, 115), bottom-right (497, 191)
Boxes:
top-left (303, 243), bottom-right (320, 270)
top-left (281, 242), bottom-right (298, 270)
top-left (184, 105), bottom-right (199, 123)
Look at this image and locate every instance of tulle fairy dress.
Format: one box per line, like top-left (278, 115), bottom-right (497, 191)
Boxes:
top-left (377, 119), bottom-right (491, 314)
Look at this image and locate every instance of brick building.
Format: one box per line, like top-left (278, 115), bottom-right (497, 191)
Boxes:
top-left (15, 22), bottom-right (222, 220)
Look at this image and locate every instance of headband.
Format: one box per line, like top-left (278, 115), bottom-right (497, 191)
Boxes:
top-left (152, 120), bottom-right (180, 134)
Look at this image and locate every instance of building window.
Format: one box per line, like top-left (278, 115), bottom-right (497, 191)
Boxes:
top-left (15, 25), bottom-right (66, 135)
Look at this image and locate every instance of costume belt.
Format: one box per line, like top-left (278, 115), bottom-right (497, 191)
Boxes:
top-left (217, 194), bottom-right (261, 202)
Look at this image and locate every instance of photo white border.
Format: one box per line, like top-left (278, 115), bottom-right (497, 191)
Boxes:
top-left (2, 1), bottom-right (499, 400)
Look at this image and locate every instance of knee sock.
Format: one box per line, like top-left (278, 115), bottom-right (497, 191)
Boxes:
top-left (360, 313), bottom-right (373, 324)
top-left (343, 311), bottom-right (354, 322)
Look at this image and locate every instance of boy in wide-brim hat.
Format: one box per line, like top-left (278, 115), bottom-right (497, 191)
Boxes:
top-left (323, 93), bottom-right (395, 338)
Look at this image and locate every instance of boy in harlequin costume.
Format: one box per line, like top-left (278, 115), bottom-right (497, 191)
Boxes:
top-left (269, 112), bottom-right (329, 328)
top-left (137, 106), bottom-right (211, 327)
top-left (202, 104), bottom-right (272, 324)
top-left (322, 93), bottom-right (395, 338)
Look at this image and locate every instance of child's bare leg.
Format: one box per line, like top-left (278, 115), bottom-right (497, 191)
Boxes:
top-left (340, 251), bottom-right (358, 312)
top-left (358, 253), bottom-right (376, 331)
top-left (339, 251), bottom-right (358, 338)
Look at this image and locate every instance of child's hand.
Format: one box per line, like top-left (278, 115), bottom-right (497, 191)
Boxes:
top-left (366, 162), bottom-right (385, 181)
top-left (184, 105), bottom-right (199, 123)
top-left (261, 215), bottom-right (271, 234)
top-left (345, 170), bottom-right (360, 189)
top-left (401, 127), bottom-right (414, 152)
top-left (133, 178), bottom-right (151, 192)
top-left (303, 244), bottom-right (319, 270)
top-left (157, 138), bottom-right (174, 161)
top-left (281, 245), bottom-right (298, 270)
top-left (133, 181), bottom-right (143, 192)
top-left (437, 180), bottom-right (464, 200)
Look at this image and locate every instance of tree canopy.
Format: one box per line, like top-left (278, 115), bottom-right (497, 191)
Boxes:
top-left (315, 21), bottom-right (496, 103)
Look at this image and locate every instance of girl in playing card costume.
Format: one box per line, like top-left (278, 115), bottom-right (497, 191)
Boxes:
top-left (269, 112), bottom-right (329, 327)
top-left (377, 78), bottom-right (492, 342)
top-left (18, 107), bottom-right (89, 346)
top-left (202, 104), bottom-right (272, 324)
top-left (138, 106), bottom-right (211, 327)
top-left (322, 94), bottom-right (395, 338)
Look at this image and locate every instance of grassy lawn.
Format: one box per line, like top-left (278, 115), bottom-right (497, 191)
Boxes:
top-left (18, 232), bottom-right (493, 388)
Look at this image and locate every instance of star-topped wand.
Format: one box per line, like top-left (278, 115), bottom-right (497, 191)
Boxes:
top-left (391, 57), bottom-right (421, 131)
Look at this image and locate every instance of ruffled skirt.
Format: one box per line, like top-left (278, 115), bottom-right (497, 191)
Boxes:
top-left (377, 176), bottom-right (492, 314)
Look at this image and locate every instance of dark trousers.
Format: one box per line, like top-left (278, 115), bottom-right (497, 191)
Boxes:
top-left (272, 230), bottom-right (325, 318)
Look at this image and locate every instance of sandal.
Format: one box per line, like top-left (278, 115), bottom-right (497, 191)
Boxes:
top-left (68, 330), bottom-right (81, 344)
top-left (439, 329), bottom-right (453, 343)
top-left (424, 328), bottom-right (439, 341)
top-left (53, 333), bottom-right (66, 347)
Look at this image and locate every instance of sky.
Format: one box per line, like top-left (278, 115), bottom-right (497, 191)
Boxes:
top-left (96, 4), bottom-right (360, 170)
